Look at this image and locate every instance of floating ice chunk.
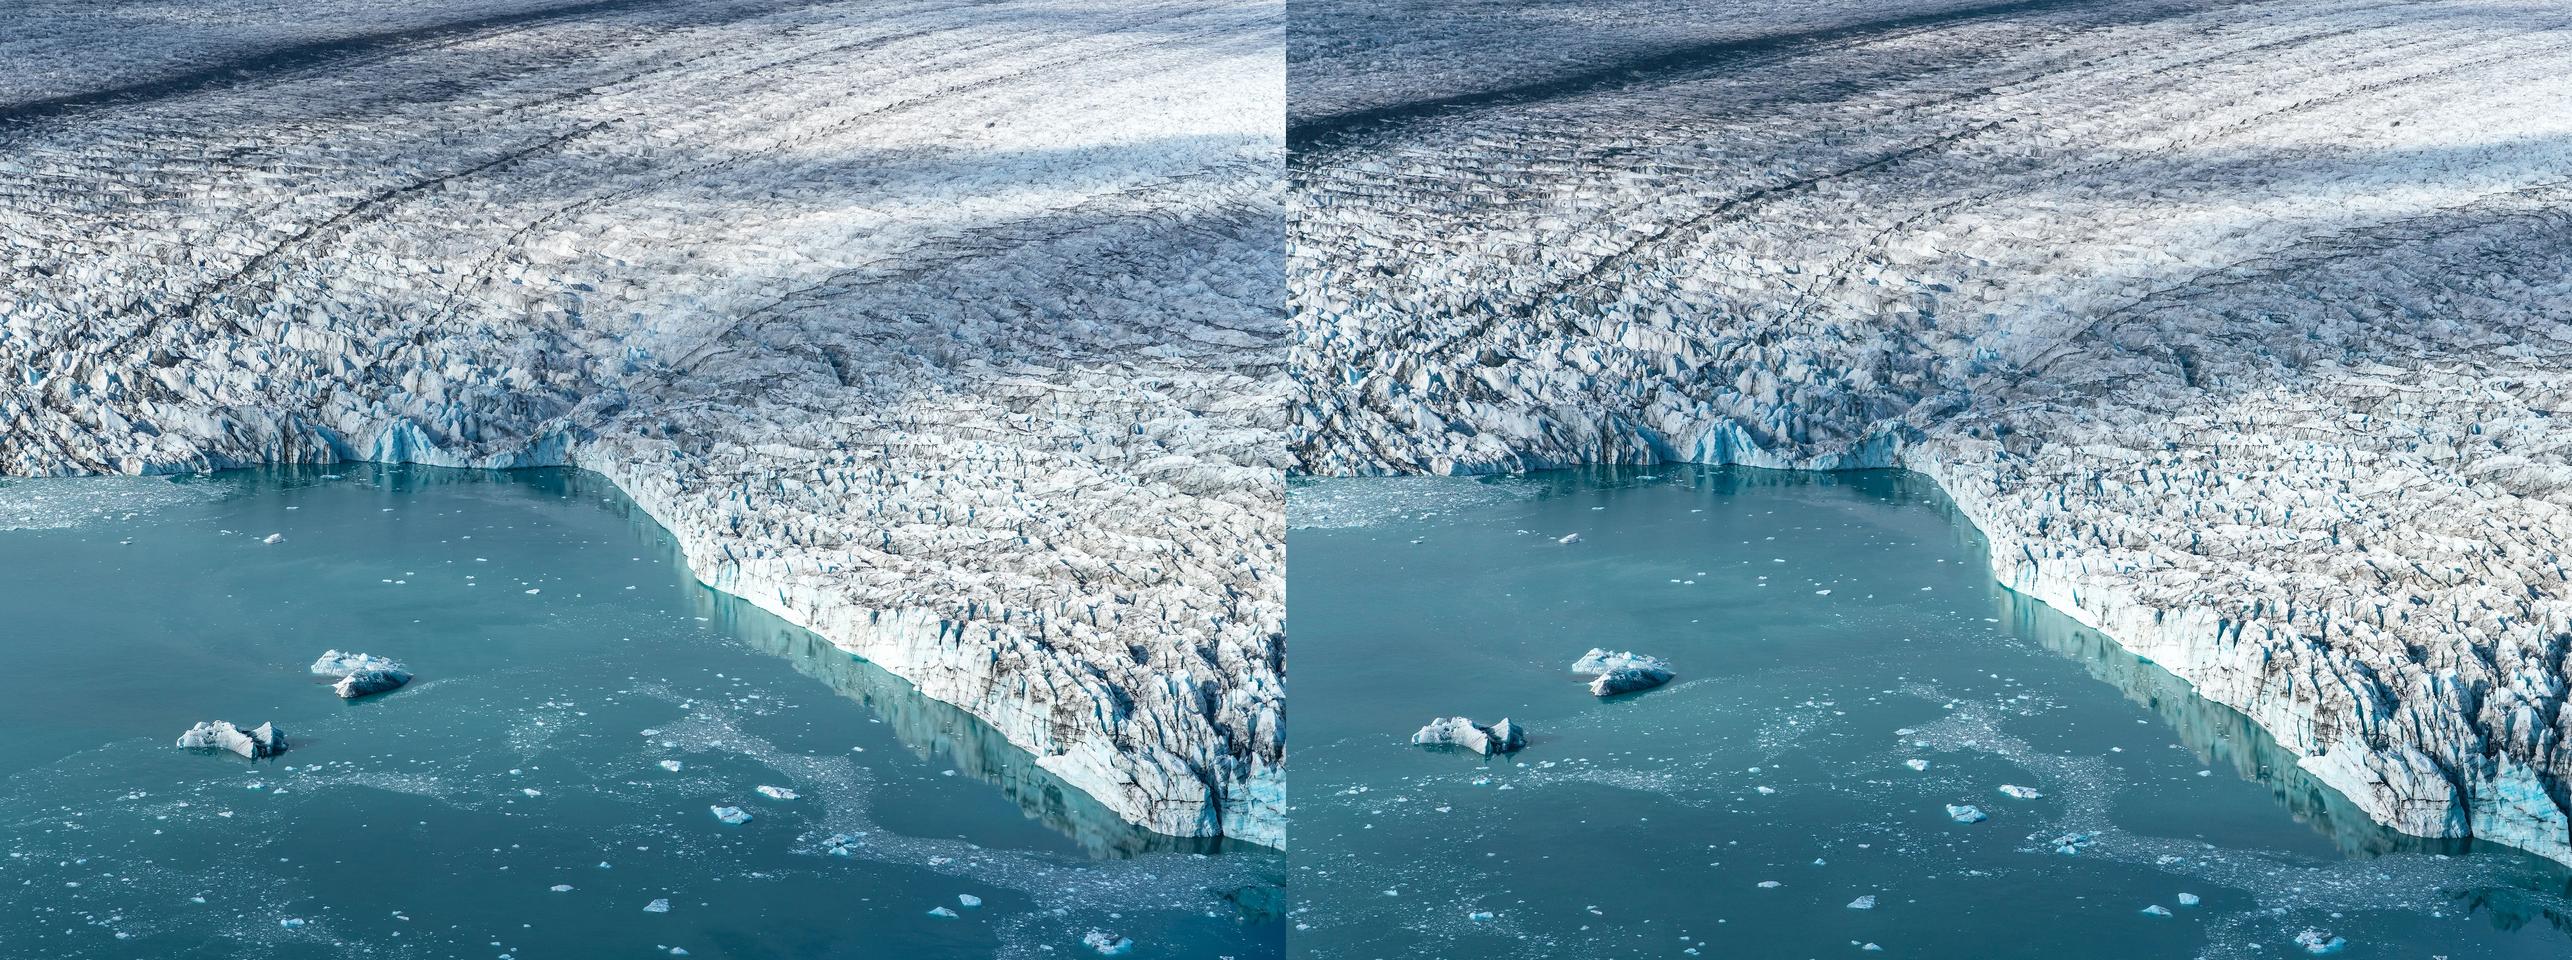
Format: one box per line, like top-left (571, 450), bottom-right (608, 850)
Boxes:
top-left (957, 894), bottom-right (982, 908)
top-left (2051, 832), bottom-right (2095, 855)
top-left (1466, 911), bottom-right (1494, 921)
top-left (1411, 716), bottom-right (1525, 755)
top-left (643, 899), bottom-right (671, 913)
top-left (927, 906), bottom-right (959, 918)
top-left (710, 806), bottom-right (752, 825)
top-left (822, 834), bottom-right (860, 856)
top-left (1557, 533), bottom-right (1580, 544)
top-left (2293, 929), bottom-right (2346, 954)
top-left (755, 785), bottom-right (798, 800)
top-left (177, 721), bottom-right (286, 758)
top-left (334, 668), bottom-right (412, 699)
top-left (1998, 784), bottom-right (2043, 799)
top-left (551, 885), bottom-right (574, 893)
top-left (1945, 804), bottom-right (1988, 824)
top-left (659, 760), bottom-right (684, 772)
top-left (1847, 896), bottom-right (1876, 910)
top-left (1588, 665), bottom-right (1673, 697)
top-left (1082, 930), bottom-right (1134, 955)
top-left (261, 533), bottom-right (284, 544)
top-left (1571, 649), bottom-right (1668, 674)
top-left (311, 650), bottom-right (404, 676)
top-left (1756, 881), bottom-right (1782, 889)
top-left (279, 917), bottom-right (305, 929)
top-left (2141, 904), bottom-right (2171, 917)
top-left (1904, 759), bottom-right (1929, 772)
top-left (2176, 893), bottom-right (2200, 907)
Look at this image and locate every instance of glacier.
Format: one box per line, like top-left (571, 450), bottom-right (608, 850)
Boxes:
top-left (1291, 0), bottom-right (2572, 864)
top-left (2, 0), bottom-right (1283, 844)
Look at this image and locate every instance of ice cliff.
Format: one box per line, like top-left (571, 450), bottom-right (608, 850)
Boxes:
top-left (1291, 0), bottom-right (2572, 863)
top-left (1, 0), bottom-right (1283, 844)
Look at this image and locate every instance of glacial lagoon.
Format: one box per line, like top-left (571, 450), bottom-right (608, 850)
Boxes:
top-left (0, 465), bottom-right (1281, 959)
top-left (1288, 466), bottom-right (2571, 959)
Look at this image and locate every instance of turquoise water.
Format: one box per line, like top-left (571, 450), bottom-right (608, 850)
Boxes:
top-left (0, 465), bottom-right (1281, 959)
top-left (1288, 466), bottom-right (2572, 960)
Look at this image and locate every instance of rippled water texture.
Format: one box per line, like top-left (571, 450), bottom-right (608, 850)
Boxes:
top-left (1288, 466), bottom-right (2571, 959)
top-left (0, 465), bottom-right (1281, 959)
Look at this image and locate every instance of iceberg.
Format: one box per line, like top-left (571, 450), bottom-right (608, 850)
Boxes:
top-left (1411, 716), bottom-right (1527, 755)
top-left (176, 721), bottom-right (285, 758)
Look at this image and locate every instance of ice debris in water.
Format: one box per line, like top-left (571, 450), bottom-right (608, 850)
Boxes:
top-left (2141, 904), bottom-right (2172, 917)
top-left (1411, 716), bottom-right (1526, 755)
top-left (1557, 533), bottom-right (1581, 544)
top-left (1998, 784), bottom-right (2043, 799)
top-left (822, 834), bottom-right (860, 856)
top-left (660, 760), bottom-right (683, 772)
top-left (550, 885), bottom-right (574, 893)
top-left (643, 899), bottom-right (671, 913)
top-left (755, 785), bottom-right (798, 800)
top-left (1945, 804), bottom-right (1988, 824)
top-left (2051, 832), bottom-right (2096, 855)
top-left (710, 805), bottom-right (752, 825)
top-left (956, 894), bottom-right (982, 908)
top-left (928, 906), bottom-right (959, 918)
top-left (261, 533), bottom-right (284, 544)
top-left (2176, 893), bottom-right (2200, 907)
top-left (279, 917), bottom-right (305, 929)
top-left (2294, 929), bottom-right (2347, 954)
top-left (1082, 930), bottom-right (1135, 955)
top-left (177, 721), bottom-right (286, 758)
top-left (1846, 896), bottom-right (1876, 910)
top-left (1904, 758), bottom-right (1930, 771)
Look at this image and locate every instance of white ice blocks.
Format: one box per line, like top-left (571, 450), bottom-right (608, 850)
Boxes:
top-left (1411, 716), bottom-right (1528, 755)
top-left (177, 721), bottom-right (286, 759)
top-left (1572, 648), bottom-right (1672, 696)
top-left (1289, 0), bottom-right (2572, 866)
top-left (1, 0), bottom-right (1284, 846)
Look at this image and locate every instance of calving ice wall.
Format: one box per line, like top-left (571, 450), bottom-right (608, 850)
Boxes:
top-left (1289, 0), bottom-right (2572, 865)
top-left (0, 0), bottom-right (1286, 845)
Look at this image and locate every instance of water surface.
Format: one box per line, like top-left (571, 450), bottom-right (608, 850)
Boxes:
top-left (1288, 466), bottom-right (2570, 959)
top-left (0, 465), bottom-right (1281, 959)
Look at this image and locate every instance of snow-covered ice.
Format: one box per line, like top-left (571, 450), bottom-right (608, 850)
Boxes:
top-left (1290, 0), bottom-right (2572, 866)
top-left (2, 0), bottom-right (1285, 845)
top-left (176, 721), bottom-right (285, 759)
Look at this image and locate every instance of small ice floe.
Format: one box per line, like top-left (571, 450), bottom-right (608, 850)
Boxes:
top-left (755, 785), bottom-right (798, 800)
top-left (177, 721), bottom-right (286, 758)
top-left (1557, 533), bottom-right (1581, 544)
top-left (710, 806), bottom-right (753, 825)
top-left (643, 899), bottom-right (671, 913)
top-left (2050, 832), bottom-right (2096, 855)
top-left (334, 668), bottom-right (411, 699)
top-left (310, 651), bottom-right (411, 698)
top-left (261, 533), bottom-right (284, 544)
top-left (956, 894), bottom-right (982, 909)
top-left (1082, 930), bottom-right (1135, 955)
top-left (2141, 904), bottom-right (2172, 917)
top-left (1998, 784), bottom-right (2043, 799)
top-left (1571, 649), bottom-right (1674, 697)
top-left (821, 834), bottom-right (860, 856)
top-left (550, 885), bottom-right (574, 893)
top-left (1756, 881), bottom-right (1782, 889)
top-left (1466, 911), bottom-right (1494, 921)
top-left (279, 917), bottom-right (305, 929)
top-left (1904, 759), bottom-right (1930, 772)
top-left (2176, 893), bottom-right (2200, 907)
top-left (2293, 928), bottom-right (2346, 954)
top-left (1410, 716), bottom-right (1527, 755)
top-left (927, 906), bottom-right (959, 918)
top-left (659, 760), bottom-right (684, 773)
top-left (1847, 896), bottom-right (1877, 910)
top-left (1945, 804), bottom-right (1988, 824)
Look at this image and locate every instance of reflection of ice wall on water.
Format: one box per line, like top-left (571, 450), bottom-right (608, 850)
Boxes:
top-left (0, 476), bottom-right (224, 530)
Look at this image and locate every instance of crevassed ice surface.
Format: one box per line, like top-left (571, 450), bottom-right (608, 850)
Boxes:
top-left (1287, 468), bottom-right (2569, 959)
top-left (0, 467), bottom-right (1281, 959)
